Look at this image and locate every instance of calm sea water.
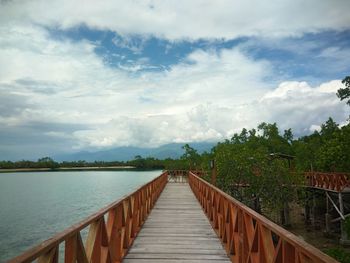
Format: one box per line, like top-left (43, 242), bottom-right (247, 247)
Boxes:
top-left (0, 170), bottom-right (161, 262)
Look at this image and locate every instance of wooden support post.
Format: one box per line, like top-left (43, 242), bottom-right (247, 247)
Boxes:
top-left (312, 191), bottom-right (317, 228)
top-left (253, 194), bottom-right (261, 214)
top-left (339, 192), bottom-right (350, 244)
top-left (305, 191), bottom-right (311, 225)
top-left (284, 201), bottom-right (291, 227)
top-left (325, 192), bottom-right (331, 235)
top-left (280, 208), bottom-right (285, 225)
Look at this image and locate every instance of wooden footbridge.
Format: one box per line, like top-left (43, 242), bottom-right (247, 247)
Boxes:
top-left (9, 171), bottom-right (338, 263)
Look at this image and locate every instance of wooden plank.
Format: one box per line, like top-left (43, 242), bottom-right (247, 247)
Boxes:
top-left (123, 260), bottom-right (231, 263)
top-left (133, 237), bottom-right (222, 243)
top-left (131, 243), bottom-right (224, 249)
top-left (136, 233), bottom-right (218, 237)
top-left (124, 253), bottom-right (230, 260)
top-left (124, 183), bottom-right (230, 262)
top-left (128, 247), bottom-right (227, 255)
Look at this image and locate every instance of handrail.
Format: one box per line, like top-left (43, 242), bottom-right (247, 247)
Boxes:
top-left (8, 172), bottom-right (168, 263)
top-left (166, 170), bottom-right (189, 183)
top-left (189, 171), bottom-right (338, 263)
top-left (166, 170), bottom-right (206, 177)
top-left (166, 170), bottom-right (188, 176)
top-left (305, 172), bottom-right (350, 192)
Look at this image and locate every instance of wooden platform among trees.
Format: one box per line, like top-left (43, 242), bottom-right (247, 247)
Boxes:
top-left (124, 183), bottom-right (230, 262)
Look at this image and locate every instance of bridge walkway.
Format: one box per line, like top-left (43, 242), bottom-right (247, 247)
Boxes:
top-left (124, 183), bottom-right (230, 262)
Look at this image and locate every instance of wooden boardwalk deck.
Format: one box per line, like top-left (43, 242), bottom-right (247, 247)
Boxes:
top-left (124, 182), bottom-right (230, 262)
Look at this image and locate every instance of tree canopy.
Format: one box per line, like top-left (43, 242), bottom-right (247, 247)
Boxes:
top-left (337, 75), bottom-right (350, 105)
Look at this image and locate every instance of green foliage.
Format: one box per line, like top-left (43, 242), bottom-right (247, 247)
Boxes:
top-left (320, 117), bottom-right (339, 139)
top-left (344, 218), bottom-right (350, 238)
top-left (293, 118), bottom-right (350, 172)
top-left (292, 131), bottom-right (322, 171)
top-left (161, 158), bottom-right (187, 170)
top-left (0, 157), bottom-right (59, 169)
top-left (337, 76), bottom-right (350, 106)
top-left (37, 157), bottom-right (59, 169)
top-left (212, 118), bottom-right (350, 219)
top-left (283, 128), bottom-right (293, 143)
top-left (214, 123), bottom-right (302, 214)
top-left (325, 247), bottom-right (350, 263)
top-left (181, 144), bottom-right (201, 169)
top-left (127, 156), bottom-right (165, 169)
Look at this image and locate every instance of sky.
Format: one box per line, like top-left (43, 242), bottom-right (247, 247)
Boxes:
top-left (0, 0), bottom-right (350, 160)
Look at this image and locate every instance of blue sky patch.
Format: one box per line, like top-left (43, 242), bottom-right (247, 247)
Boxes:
top-left (47, 25), bottom-right (350, 85)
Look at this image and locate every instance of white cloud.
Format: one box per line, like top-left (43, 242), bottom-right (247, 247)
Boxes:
top-left (1, 0), bottom-right (349, 40)
top-left (0, 22), bottom-right (349, 158)
top-left (72, 78), bottom-right (349, 149)
top-left (309, 124), bottom-right (321, 132)
top-left (0, 24), bottom-right (272, 152)
top-left (262, 80), bottom-right (340, 99)
top-left (256, 80), bottom-right (349, 135)
top-left (112, 35), bottom-right (147, 54)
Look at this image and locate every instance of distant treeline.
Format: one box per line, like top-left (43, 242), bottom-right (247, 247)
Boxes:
top-left (0, 156), bottom-right (188, 170)
top-left (1, 117), bottom-right (349, 172)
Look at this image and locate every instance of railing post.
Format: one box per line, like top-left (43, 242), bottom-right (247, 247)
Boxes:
top-left (339, 192), bottom-right (350, 244)
top-left (188, 171), bottom-right (339, 263)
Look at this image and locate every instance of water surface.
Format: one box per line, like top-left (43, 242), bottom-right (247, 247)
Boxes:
top-left (0, 170), bottom-right (160, 261)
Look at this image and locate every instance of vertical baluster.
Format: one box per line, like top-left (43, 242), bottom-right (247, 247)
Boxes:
top-left (65, 234), bottom-right (77, 263)
top-left (76, 233), bottom-right (88, 263)
top-left (100, 217), bottom-right (111, 263)
top-left (65, 233), bottom-right (88, 263)
top-left (132, 192), bottom-right (140, 236)
top-left (38, 246), bottom-right (59, 263)
top-left (109, 204), bottom-right (124, 261)
top-left (86, 218), bottom-right (102, 263)
top-left (140, 188), bottom-right (145, 224)
top-left (237, 209), bottom-right (243, 263)
top-left (122, 199), bottom-right (131, 251)
top-left (259, 225), bottom-right (275, 263)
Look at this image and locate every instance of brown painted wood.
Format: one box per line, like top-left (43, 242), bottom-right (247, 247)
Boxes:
top-left (37, 246), bottom-right (58, 263)
top-left (65, 234), bottom-right (77, 263)
top-left (306, 171), bottom-right (350, 192)
top-left (189, 172), bottom-right (339, 263)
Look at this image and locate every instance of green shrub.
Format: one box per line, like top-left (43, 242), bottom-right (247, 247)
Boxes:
top-left (325, 248), bottom-right (350, 263)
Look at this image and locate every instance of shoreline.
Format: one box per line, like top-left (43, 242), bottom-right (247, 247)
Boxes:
top-left (0, 166), bottom-right (137, 173)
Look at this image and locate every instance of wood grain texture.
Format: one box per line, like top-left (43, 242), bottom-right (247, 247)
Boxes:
top-left (124, 183), bottom-right (230, 262)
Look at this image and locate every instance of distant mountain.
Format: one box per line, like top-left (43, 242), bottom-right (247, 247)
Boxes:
top-left (54, 142), bottom-right (216, 162)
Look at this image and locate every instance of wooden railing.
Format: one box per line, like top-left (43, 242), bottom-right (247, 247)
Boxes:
top-left (189, 171), bottom-right (338, 263)
top-left (167, 169), bottom-right (206, 181)
top-left (167, 170), bottom-right (188, 177)
top-left (167, 170), bottom-right (188, 182)
top-left (305, 172), bottom-right (350, 192)
top-left (190, 169), bottom-right (206, 177)
top-left (9, 172), bottom-right (168, 263)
